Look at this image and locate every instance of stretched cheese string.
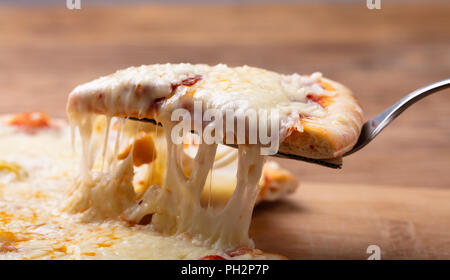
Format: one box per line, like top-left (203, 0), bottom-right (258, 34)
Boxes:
top-left (150, 122), bottom-right (159, 186)
top-left (100, 116), bottom-right (111, 173)
top-left (127, 121), bottom-right (265, 249)
top-left (111, 118), bottom-right (125, 172)
top-left (66, 112), bottom-right (266, 250)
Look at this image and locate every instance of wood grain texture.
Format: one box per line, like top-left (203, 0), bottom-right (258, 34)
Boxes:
top-left (0, 3), bottom-right (448, 259)
top-left (252, 182), bottom-right (450, 259)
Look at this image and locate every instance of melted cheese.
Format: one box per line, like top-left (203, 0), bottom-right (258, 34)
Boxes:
top-left (0, 115), bottom-right (294, 259)
top-left (66, 114), bottom-right (263, 250)
top-left (0, 118), bottom-right (216, 259)
top-left (67, 64), bottom-right (331, 142)
top-left (65, 64), bottom-right (322, 252)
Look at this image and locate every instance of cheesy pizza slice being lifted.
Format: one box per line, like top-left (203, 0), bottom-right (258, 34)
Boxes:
top-left (63, 63), bottom-right (363, 258)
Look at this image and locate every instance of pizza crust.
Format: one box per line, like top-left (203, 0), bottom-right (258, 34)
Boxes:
top-left (280, 78), bottom-right (364, 159)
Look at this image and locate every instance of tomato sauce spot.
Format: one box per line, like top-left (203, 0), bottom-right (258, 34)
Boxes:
top-left (200, 255), bottom-right (226, 260)
top-left (171, 75), bottom-right (202, 92)
top-left (306, 94), bottom-right (329, 108)
top-left (8, 112), bottom-right (53, 134)
top-left (138, 214), bottom-right (153, 225)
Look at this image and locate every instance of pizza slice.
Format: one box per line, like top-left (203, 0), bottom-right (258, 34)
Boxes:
top-left (67, 64), bottom-right (363, 159)
top-left (61, 64), bottom-right (363, 259)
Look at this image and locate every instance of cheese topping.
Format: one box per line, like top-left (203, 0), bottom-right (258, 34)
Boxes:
top-left (0, 115), bottom-right (295, 259)
top-left (66, 114), bottom-right (264, 249)
top-left (67, 64), bottom-right (331, 142)
top-left (66, 64), bottom-right (324, 250)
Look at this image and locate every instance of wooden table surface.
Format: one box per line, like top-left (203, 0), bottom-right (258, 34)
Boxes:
top-left (0, 3), bottom-right (449, 259)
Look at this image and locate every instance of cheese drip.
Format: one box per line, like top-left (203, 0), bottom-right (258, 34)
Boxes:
top-left (64, 113), bottom-right (136, 221)
top-left (65, 114), bottom-right (265, 250)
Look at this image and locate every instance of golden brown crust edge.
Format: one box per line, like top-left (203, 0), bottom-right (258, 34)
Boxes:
top-left (279, 78), bottom-right (363, 159)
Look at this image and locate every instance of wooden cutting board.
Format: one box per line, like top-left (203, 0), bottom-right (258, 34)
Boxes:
top-left (250, 182), bottom-right (450, 260)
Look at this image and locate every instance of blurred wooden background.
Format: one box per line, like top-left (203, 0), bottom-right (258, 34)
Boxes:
top-left (0, 2), bottom-right (449, 259)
